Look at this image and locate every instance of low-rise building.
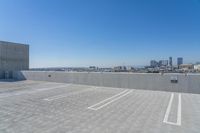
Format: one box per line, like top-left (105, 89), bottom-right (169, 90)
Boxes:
top-left (0, 41), bottom-right (29, 79)
top-left (179, 64), bottom-right (194, 70)
top-left (194, 64), bottom-right (200, 71)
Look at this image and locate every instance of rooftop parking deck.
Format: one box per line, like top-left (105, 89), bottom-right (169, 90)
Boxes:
top-left (0, 80), bottom-right (200, 133)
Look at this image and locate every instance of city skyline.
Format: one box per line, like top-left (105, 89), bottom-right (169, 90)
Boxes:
top-left (0, 0), bottom-right (200, 68)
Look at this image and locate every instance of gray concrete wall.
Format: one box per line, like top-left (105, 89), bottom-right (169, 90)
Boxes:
top-left (0, 41), bottom-right (29, 79)
top-left (14, 71), bottom-right (200, 94)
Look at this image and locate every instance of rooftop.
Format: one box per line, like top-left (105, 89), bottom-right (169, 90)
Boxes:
top-left (0, 80), bottom-right (199, 133)
top-left (0, 40), bottom-right (28, 46)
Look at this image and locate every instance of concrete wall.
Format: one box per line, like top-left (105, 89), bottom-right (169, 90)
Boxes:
top-left (14, 71), bottom-right (200, 94)
top-left (0, 41), bottom-right (29, 79)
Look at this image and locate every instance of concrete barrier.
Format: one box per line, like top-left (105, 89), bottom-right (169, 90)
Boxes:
top-left (13, 71), bottom-right (200, 94)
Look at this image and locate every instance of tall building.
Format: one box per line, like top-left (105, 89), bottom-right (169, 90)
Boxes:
top-left (159, 60), bottom-right (168, 66)
top-left (177, 57), bottom-right (183, 66)
top-left (113, 66), bottom-right (127, 72)
top-left (150, 60), bottom-right (158, 67)
top-left (169, 57), bottom-right (173, 67)
top-left (0, 41), bottom-right (29, 79)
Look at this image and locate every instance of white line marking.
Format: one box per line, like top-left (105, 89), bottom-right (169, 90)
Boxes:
top-left (163, 93), bottom-right (182, 126)
top-left (88, 90), bottom-right (132, 111)
top-left (88, 90), bottom-right (129, 108)
top-left (44, 87), bottom-right (97, 101)
top-left (177, 94), bottom-right (182, 126)
top-left (163, 93), bottom-right (174, 124)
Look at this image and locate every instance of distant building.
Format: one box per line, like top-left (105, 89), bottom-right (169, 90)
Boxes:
top-left (126, 66), bottom-right (135, 72)
top-left (88, 66), bottom-right (99, 72)
top-left (114, 66), bottom-right (127, 72)
top-left (0, 41), bottom-right (29, 79)
top-left (159, 60), bottom-right (168, 66)
top-left (179, 64), bottom-right (194, 70)
top-left (194, 64), bottom-right (200, 71)
top-left (150, 60), bottom-right (158, 67)
top-left (98, 67), bottom-right (113, 72)
top-left (89, 66), bottom-right (97, 70)
top-left (169, 57), bottom-right (173, 67)
top-left (177, 57), bottom-right (183, 66)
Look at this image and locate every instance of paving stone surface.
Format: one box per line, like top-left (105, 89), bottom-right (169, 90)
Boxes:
top-left (0, 80), bottom-right (199, 133)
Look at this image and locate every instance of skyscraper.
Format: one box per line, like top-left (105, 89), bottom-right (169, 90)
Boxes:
top-left (169, 57), bottom-right (173, 67)
top-left (159, 60), bottom-right (168, 66)
top-left (177, 57), bottom-right (183, 66)
top-left (150, 60), bottom-right (158, 67)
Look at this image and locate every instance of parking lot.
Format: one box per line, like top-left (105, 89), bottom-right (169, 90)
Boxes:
top-left (0, 80), bottom-right (200, 133)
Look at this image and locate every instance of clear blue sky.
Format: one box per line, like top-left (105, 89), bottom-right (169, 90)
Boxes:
top-left (0, 0), bottom-right (200, 68)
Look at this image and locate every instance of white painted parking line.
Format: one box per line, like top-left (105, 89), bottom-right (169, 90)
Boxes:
top-left (88, 90), bottom-right (133, 111)
top-left (0, 84), bottom-right (71, 98)
top-left (43, 87), bottom-right (97, 101)
top-left (88, 90), bottom-right (129, 109)
top-left (163, 93), bottom-right (182, 126)
top-left (163, 93), bottom-right (174, 124)
top-left (177, 94), bottom-right (182, 125)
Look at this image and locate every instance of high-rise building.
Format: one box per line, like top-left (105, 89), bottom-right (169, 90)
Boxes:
top-left (150, 60), bottom-right (158, 67)
top-left (159, 60), bottom-right (168, 66)
top-left (113, 66), bottom-right (127, 72)
top-left (177, 57), bottom-right (183, 66)
top-left (169, 57), bottom-right (173, 67)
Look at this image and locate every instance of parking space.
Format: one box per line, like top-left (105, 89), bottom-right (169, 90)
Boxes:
top-left (0, 80), bottom-right (200, 133)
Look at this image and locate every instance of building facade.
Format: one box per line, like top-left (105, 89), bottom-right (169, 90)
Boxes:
top-left (0, 41), bottom-right (29, 79)
top-left (150, 60), bottom-right (158, 67)
top-left (159, 60), bottom-right (168, 66)
top-left (194, 64), bottom-right (200, 71)
top-left (177, 57), bottom-right (183, 66)
top-left (113, 66), bottom-right (127, 72)
top-left (179, 64), bottom-right (194, 70)
top-left (169, 57), bottom-right (172, 67)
